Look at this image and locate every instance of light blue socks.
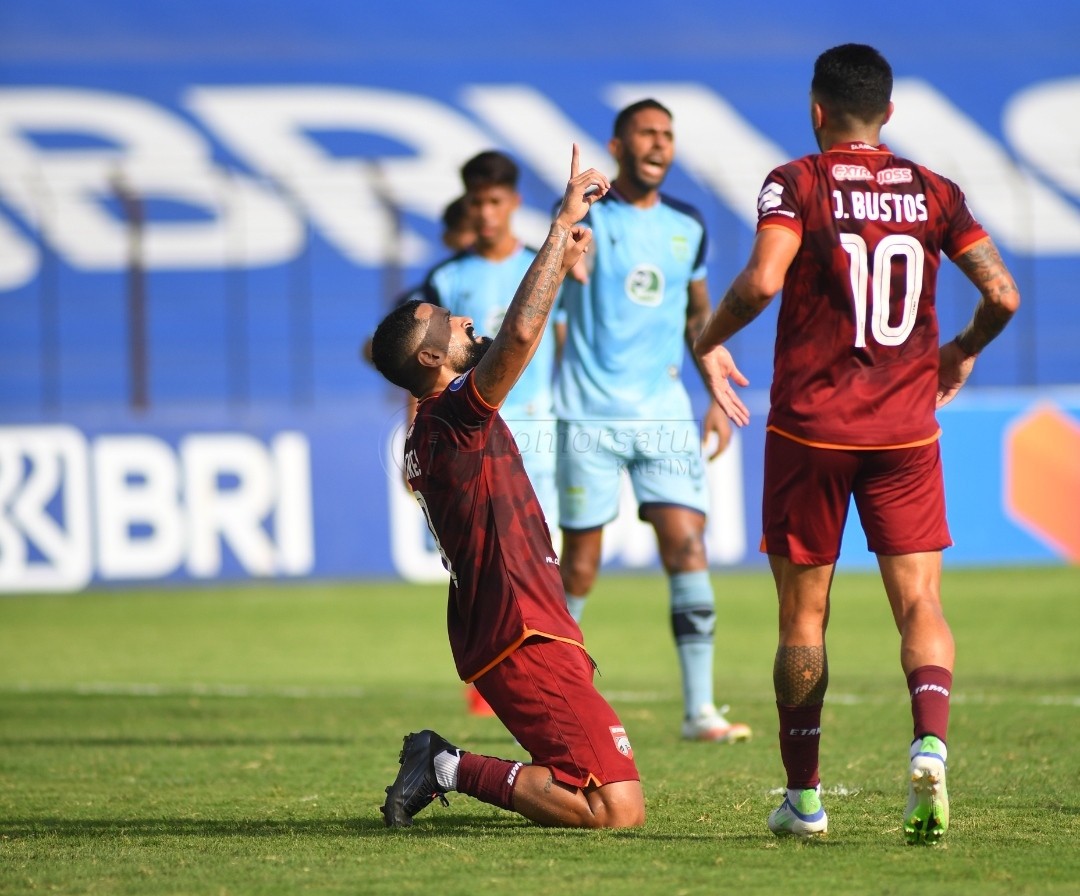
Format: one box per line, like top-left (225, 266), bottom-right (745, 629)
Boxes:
top-left (565, 594), bottom-right (587, 623)
top-left (669, 570), bottom-right (716, 717)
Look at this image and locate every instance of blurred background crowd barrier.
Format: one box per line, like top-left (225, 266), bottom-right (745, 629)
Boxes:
top-left (1, 1), bottom-right (1077, 590)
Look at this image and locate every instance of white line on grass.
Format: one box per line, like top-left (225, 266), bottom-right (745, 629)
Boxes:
top-left (4, 683), bottom-right (1077, 706)
top-left (8, 682), bottom-right (369, 699)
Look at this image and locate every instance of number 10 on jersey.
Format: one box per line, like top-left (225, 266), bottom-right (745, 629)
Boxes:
top-left (840, 232), bottom-right (925, 348)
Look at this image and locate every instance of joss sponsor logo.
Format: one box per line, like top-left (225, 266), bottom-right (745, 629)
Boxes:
top-left (877, 166), bottom-right (913, 185)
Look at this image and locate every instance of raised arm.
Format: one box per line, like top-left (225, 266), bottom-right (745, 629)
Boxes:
top-left (472, 145), bottom-right (608, 408)
top-left (936, 237), bottom-right (1020, 408)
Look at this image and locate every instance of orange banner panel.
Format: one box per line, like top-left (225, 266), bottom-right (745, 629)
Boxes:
top-left (1005, 404), bottom-right (1080, 562)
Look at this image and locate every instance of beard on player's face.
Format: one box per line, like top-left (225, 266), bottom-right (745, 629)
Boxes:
top-left (449, 333), bottom-right (493, 373)
top-left (619, 147), bottom-right (669, 193)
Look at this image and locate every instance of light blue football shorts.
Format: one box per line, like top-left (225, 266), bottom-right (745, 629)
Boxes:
top-left (556, 417), bottom-right (709, 530)
top-left (502, 415), bottom-right (559, 530)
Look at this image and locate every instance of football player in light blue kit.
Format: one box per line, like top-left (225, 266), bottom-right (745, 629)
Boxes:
top-left (556, 99), bottom-right (750, 743)
top-left (423, 150), bottom-right (561, 530)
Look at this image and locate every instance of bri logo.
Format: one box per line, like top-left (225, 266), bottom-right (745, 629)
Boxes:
top-left (911, 683), bottom-right (950, 698)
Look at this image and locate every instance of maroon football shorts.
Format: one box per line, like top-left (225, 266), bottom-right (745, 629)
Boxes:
top-left (762, 432), bottom-right (952, 566)
top-left (473, 637), bottom-right (640, 790)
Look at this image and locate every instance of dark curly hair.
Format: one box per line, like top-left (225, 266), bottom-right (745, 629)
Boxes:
top-left (612, 98), bottom-right (672, 138)
top-left (461, 150), bottom-right (519, 192)
top-left (370, 300), bottom-right (427, 396)
top-left (812, 43), bottom-right (893, 125)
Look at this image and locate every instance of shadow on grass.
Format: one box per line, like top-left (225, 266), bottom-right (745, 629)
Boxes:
top-left (0, 815), bottom-right (537, 838)
top-left (0, 815), bottom-right (780, 843)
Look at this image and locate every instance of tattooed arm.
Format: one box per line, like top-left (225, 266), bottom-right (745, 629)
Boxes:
top-left (936, 237), bottom-right (1020, 408)
top-left (693, 226), bottom-right (801, 426)
top-left (473, 146), bottom-right (607, 409)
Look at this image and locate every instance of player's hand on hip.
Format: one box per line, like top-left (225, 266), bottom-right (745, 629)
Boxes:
top-left (555, 143), bottom-right (609, 228)
top-left (936, 339), bottom-right (976, 408)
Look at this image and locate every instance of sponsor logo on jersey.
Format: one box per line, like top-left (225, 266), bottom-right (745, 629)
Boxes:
top-left (448, 372), bottom-right (468, 392)
top-left (832, 163), bottom-right (874, 182)
top-left (610, 725), bottom-right (634, 758)
top-left (625, 264), bottom-right (664, 307)
top-left (757, 182), bottom-right (784, 213)
top-left (877, 166), bottom-right (913, 185)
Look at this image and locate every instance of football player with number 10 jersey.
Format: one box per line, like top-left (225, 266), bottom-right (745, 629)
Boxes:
top-left (694, 44), bottom-right (1019, 845)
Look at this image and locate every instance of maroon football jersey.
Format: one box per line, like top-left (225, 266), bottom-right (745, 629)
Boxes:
top-left (757, 141), bottom-right (988, 447)
top-left (404, 369), bottom-right (583, 682)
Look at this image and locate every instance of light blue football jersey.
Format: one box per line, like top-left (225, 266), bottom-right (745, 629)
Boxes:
top-left (554, 190), bottom-right (708, 422)
top-left (423, 244), bottom-right (556, 422)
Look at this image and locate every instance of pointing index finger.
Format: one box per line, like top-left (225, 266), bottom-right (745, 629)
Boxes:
top-left (570, 143), bottom-right (580, 179)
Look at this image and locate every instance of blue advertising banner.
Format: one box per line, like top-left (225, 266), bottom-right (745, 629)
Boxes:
top-left (0, 1), bottom-right (1077, 589)
top-left (1, 1), bottom-right (1079, 409)
top-left (2, 391), bottom-right (1076, 591)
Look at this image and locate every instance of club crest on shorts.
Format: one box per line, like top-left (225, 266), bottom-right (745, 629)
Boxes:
top-left (609, 725), bottom-right (633, 758)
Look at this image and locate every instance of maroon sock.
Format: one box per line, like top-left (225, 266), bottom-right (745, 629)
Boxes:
top-left (777, 703), bottom-right (822, 790)
top-left (907, 665), bottom-right (952, 743)
top-left (456, 752), bottom-right (524, 812)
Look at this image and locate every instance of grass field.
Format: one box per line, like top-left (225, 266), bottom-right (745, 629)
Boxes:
top-left (1, 566), bottom-right (1077, 895)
